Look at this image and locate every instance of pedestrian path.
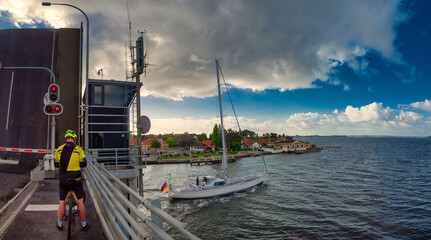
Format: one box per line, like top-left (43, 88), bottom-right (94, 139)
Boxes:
top-left (0, 178), bottom-right (105, 240)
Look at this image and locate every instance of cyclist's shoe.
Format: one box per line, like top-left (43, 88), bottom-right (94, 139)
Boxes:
top-left (56, 222), bottom-right (63, 231)
top-left (81, 222), bottom-right (89, 231)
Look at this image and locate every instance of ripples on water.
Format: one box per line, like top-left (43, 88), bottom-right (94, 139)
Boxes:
top-left (142, 137), bottom-right (431, 239)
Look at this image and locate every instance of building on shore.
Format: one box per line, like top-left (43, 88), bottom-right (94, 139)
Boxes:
top-left (136, 138), bottom-right (169, 153)
top-left (243, 139), bottom-right (274, 150)
top-left (190, 142), bottom-right (205, 152)
top-left (273, 139), bottom-right (311, 152)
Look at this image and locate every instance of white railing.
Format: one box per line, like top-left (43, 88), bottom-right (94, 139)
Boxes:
top-left (89, 148), bottom-right (132, 168)
top-left (84, 153), bottom-right (200, 240)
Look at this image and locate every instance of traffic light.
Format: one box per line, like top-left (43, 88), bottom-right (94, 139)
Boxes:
top-left (48, 84), bottom-right (60, 102)
top-left (43, 103), bottom-right (63, 115)
top-left (43, 84), bottom-right (63, 115)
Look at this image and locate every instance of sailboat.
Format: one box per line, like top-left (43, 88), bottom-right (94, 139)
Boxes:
top-left (169, 59), bottom-right (269, 199)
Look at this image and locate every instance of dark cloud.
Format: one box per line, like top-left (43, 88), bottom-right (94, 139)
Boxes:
top-left (3, 0), bottom-right (410, 100)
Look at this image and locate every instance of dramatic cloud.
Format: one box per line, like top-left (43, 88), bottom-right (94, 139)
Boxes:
top-left (4, 1), bottom-right (427, 136)
top-left (1, 0), bottom-right (409, 100)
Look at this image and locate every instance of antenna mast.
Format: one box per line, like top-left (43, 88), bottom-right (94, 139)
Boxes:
top-left (126, 0), bottom-right (132, 47)
top-left (125, 0), bottom-right (136, 81)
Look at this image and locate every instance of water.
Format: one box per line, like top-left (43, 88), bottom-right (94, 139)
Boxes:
top-left (141, 137), bottom-right (431, 239)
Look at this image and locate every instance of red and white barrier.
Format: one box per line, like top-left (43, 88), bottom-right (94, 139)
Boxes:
top-left (0, 147), bottom-right (50, 154)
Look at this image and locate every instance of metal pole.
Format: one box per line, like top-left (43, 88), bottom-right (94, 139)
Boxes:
top-left (51, 116), bottom-right (56, 153)
top-left (0, 66), bottom-right (56, 84)
top-left (151, 198), bottom-right (163, 240)
top-left (115, 149), bottom-right (118, 171)
top-left (42, 2), bottom-right (89, 150)
top-left (78, 22), bottom-right (83, 146)
top-left (136, 73), bottom-right (143, 196)
top-left (216, 60), bottom-right (228, 180)
top-left (84, 8), bottom-right (90, 151)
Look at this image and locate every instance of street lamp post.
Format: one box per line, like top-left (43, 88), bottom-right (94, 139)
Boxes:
top-left (42, 2), bottom-right (90, 150)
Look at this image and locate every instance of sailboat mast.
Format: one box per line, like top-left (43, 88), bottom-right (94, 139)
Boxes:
top-left (216, 59), bottom-right (228, 180)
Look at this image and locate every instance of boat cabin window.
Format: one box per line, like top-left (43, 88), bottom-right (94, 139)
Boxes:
top-left (214, 181), bottom-right (226, 186)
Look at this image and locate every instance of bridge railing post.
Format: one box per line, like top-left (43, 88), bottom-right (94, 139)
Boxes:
top-left (151, 198), bottom-right (164, 240)
top-left (115, 149), bottom-right (118, 170)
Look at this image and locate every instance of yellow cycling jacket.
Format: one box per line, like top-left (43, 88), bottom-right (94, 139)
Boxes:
top-left (54, 142), bottom-right (86, 183)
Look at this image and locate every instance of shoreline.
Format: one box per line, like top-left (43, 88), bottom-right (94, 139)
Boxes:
top-left (145, 147), bottom-right (323, 165)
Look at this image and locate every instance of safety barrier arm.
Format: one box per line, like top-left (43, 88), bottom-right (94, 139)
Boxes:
top-left (84, 153), bottom-right (200, 240)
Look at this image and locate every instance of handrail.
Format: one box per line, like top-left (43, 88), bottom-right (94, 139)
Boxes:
top-left (84, 152), bottom-right (200, 239)
top-left (88, 131), bottom-right (132, 133)
top-left (89, 148), bottom-right (134, 168)
top-left (87, 105), bottom-right (129, 109)
top-left (89, 148), bottom-right (130, 151)
top-left (88, 114), bottom-right (129, 117)
top-left (88, 122), bottom-right (129, 125)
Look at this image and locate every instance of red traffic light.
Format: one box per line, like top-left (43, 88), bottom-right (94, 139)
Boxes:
top-left (44, 103), bottom-right (63, 115)
top-left (47, 84), bottom-right (60, 103)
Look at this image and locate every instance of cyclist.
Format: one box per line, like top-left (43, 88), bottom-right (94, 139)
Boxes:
top-left (54, 130), bottom-right (89, 231)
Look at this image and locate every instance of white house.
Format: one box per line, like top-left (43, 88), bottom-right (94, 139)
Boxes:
top-left (190, 142), bottom-right (205, 152)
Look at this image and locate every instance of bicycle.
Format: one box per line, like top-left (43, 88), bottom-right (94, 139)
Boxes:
top-left (63, 179), bottom-right (86, 240)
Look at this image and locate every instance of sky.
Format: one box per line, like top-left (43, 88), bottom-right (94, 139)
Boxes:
top-left (1, 0), bottom-right (431, 136)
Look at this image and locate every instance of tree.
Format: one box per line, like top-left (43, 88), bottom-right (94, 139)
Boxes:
top-left (166, 137), bottom-right (178, 148)
top-left (211, 124), bottom-right (222, 148)
top-left (241, 129), bottom-right (257, 139)
top-left (227, 128), bottom-right (241, 143)
top-left (150, 138), bottom-right (161, 149)
top-left (178, 132), bottom-right (196, 148)
top-left (230, 142), bottom-right (241, 151)
top-left (225, 128), bottom-right (241, 150)
top-left (198, 133), bottom-right (208, 141)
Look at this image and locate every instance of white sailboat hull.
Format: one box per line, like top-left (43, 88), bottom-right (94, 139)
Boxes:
top-left (168, 61), bottom-right (269, 200)
top-left (170, 172), bottom-right (268, 199)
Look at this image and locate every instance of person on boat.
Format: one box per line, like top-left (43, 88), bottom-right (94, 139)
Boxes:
top-left (196, 176), bottom-right (199, 186)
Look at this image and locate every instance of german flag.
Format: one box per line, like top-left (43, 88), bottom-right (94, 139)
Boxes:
top-left (160, 182), bottom-right (169, 193)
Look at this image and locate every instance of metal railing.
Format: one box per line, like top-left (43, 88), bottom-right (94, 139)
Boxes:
top-left (84, 153), bottom-right (200, 240)
top-left (89, 148), bottom-right (132, 168)
top-left (89, 148), bottom-right (147, 170)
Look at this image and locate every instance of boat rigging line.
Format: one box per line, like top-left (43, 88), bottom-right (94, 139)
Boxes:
top-left (261, 155), bottom-right (268, 172)
top-left (217, 63), bottom-right (248, 153)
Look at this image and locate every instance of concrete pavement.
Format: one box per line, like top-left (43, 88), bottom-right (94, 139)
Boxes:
top-left (0, 163), bottom-right (106, 240)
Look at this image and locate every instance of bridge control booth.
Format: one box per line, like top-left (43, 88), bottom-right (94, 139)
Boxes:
top-left (87, 79), bottom-right (135, 164)
top-left (84, 78), bottom-right (142, 198)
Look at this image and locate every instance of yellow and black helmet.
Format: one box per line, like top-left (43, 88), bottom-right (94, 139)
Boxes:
top-left (65, 130), bottom-right (77, 139)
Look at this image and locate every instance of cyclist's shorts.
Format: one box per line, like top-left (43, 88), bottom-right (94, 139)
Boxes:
top-left (59, 181), bottom-right (84, 201)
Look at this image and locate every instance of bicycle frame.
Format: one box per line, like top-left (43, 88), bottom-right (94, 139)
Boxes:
top-left (64, 190), bottom-right (78, 240)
